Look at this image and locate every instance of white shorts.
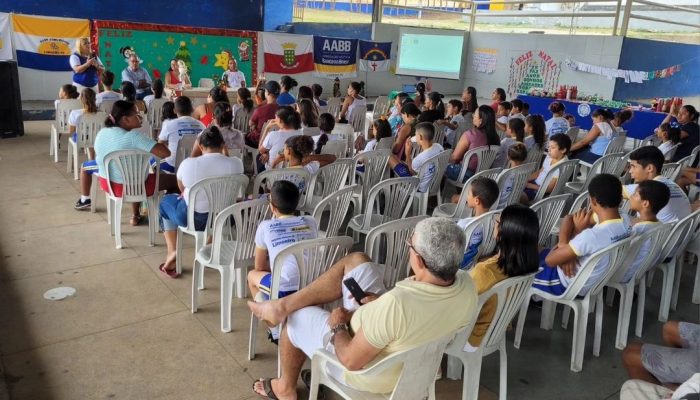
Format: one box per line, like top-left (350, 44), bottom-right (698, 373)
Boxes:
top-left (286, 262), bottom-right (387, 383)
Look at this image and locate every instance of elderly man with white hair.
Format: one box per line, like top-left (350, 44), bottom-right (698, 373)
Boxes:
top-left (248, 217), bottom-right (478, 400)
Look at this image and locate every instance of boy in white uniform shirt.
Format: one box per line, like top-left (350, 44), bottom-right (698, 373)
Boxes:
top-left (437, 99), bottom-right (466, 148)
top-left (524, 133), bottom-right (571, 202)
top-left (623, 146), bottom-right (690, 223)
top-left (158, 96), bottom-right (206, 173)
top-left (509, 99), bottom-right (526, 121)
top-left (495, 101), bottom-right (512, 132)
top-left (535, 174), bottom-right (632, 296)
top-left (388, 122), bottom-right (443, 193)
top-left (456, 177), bottom-right (499, 269)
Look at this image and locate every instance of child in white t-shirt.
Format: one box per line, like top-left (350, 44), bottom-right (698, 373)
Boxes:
top-left (158, 97), bottom-right (206, 173)
top-left (456, 177), bottom-right (500, 269)
top-left (271, 135), bottom-right (336, 193)
top-left (388, 122), bottom-right (444, 192)
top-left (357, 118), bottom-right (392, 154)
top-left (313, 112), bottom-right (344, 154)
top-left (494, 118), bottom-right (525, 168)
top-left (496, 143), bottom-right (527, 209)
top-left (656, 123), bottom-right (681, 160)
top-left (437, 99), bottom-right (466, 148)
top-left (495, 101), bottom-right (513, 132)
top-left (524, 133), bottom-right (572, 202)
top-left (535, 174), bottom-right (632, 296)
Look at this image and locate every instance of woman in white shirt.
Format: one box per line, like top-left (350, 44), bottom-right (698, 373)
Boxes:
top-left (570, 108), bottom-right (617, 164)
top-left (545, 101), bottom-right (570, 137)
top-left (258, 106), bottom-right (303, 171)
top-left (338, 81), bottom-right (366, 123)
top-left (221, 58), bottom-right (246, 90)
top-left (68, 88), bottom-right (99, 159)
top-left (158, 126), bottom-right (244, 278)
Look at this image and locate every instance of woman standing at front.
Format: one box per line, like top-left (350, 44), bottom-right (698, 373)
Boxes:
top-left (69, 37), bottom-right (104, 92)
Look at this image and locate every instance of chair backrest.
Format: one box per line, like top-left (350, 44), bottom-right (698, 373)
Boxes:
top-left (372, 96), bottom-right (390, 120)
top-left (98, 100), bottom-right (116, 114)
top-left (233, 107), bottom-right (251, 133)
top-left (658, 209), bottom-right (700, 261)
top-left (76, 112), bottom-right (107, 148)
top-left (432, 122), bottom-right (447, 147)
top-left (332, 123), bottom-right (355, 156)
top-left (525, 147), bottom-right (544, 166)
top-left (326, 97), bottom-right (343, 118)
top-left (566, 126), bottom-right (580, 145)
top-left (308, 159), bottom-right (353, 200)
top-left (459, 210), bottom-right (500, 270)
top-left (664, 143), bottom-right (681, 161)
top-left (198, 78), bottom-right (215, 88)
top-left (531, 194), bottom-right (571, 248)
top-left (448, 272), bottom-right (537, 355)
top-left (146, 98), bottom-right (168, 133)
top-left (444, 168), bottom-right (502, 219)
top-left (269, 236), bottom-right (354, 298)
top-left (462, 145), bottom-right (499, 176)
top-left (579, 152), bottom-right (626, 190)
top-left (55, 99), bottom-right (82, 132)
top-left (349, 104), bottom-right (367, 133)
top-left (495, 162), bottom-right (537, 208)
top-left (640, 134), bottom-right (661, 147)
top-left (660, 162), bottom-right (682, 181)
top-left (208, 199), bottom-right (271, 265)
top-left (103, 150), bottom-right (160, 202)
top-left (228, 148), bottom-right (244, 159)
top-left (174, 134), bottom-right (198, 170)
top-left (610, 223), bottom-right (671, 285)
top-left (132, 119), bottom-right (153, 139)
top-left (351, 150), bottom-right (390, 198)
top-left (417, 149), bottom-right (452, 196)
top-left (375, 136), bottom-right (394, 151)
top-left (604, 135), bottom-right (627, 155)
top-left (533, 159), bottom-right (579, 202)
top-left (569, 190), bottom-right (590, 214)
top-left (365, 216), bottom-right (427, 289)
top-left (302, 126), bottom-right (321, 137)
top-left (360, 177), bottom-right (419, 226)
top-left (186, 174), bottom-right (249, 235)
top-left (312, 185), bottom-right (358, 238)
top-left (320, 140), bottom-right (346, 158)
top-left (253, 168), bottom-right (312, 208)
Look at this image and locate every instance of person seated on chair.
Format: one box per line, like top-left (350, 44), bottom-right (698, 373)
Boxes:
top-left (496, 143), bottom-right (527, 209)
top-left (247, 217), bottom-right (478, 399)
top-left (95, 71), bottom-right (121, 106)
top-left (313, 112), bottom-right (344, 154)
top-left (622, 321), bottom-right (700, 391)
top-left (534, 174), bottom-right (631, 296)
top-left (277, 75), bottom-right (298, 106)
top-left (564, 113), bottom-right (576, 128)
top-left (546, 101), bottom-right (569, 137)
top-left (120, 81), bottom-right (146, 113)
top-left (142, 79), bottom-right (164, 111)
top-left (523, 114), bottom-right (547, 153)
top-left (297, 98), bottom-right (319, 129)
top-left (617, 180), bottom-right (670, 284)
top-left (436, 99), bottom-right (465, 148)
top-left (192, 87), bottom-right (229, 127)
top-left (311, 83), bottom-right (327, 107)
top-left (271, 136), bottom-right (336, 191)
top-left (68, 88), bottom-right (99, 160)
top-left (191, 102), bottom-right (245, 158)
top-left (158, 96), bottom-right (206, 175)
top-left (74, 101), bottom-right (170, 225)
top-left (623, 146), bottom-right (690, 224)
top-left (121, 54), bottom-right (152, 100)
top-left (248, 80), bottom-right (280, 148)
top-left (55, 83), bottom-right (79, 111)
top-left (495, 101), bottom-right (512, 133)
top-left (338, 81), bottom-right (366, 123)
top-left (454, 177), bottom-right (500, 269)
top-left (522, 102), bottom-right (530, 117)
top-left (387, 92), bottom-right (411, 136)
top-left (445, 105), bottom-right (501, 183)
top-left (569, 108), bottom-right (616, 164)
top-left (523, 133), bottom-right (571, 203)
top-left (467, 204), bottom-right (540, 349)
top-left (493, 118), bottom-right (524, 169)
top-left (656, 123), bottom-right (681, 160)
top-left (417, 92), bottom-right (445, 124)
top-left (391, 102), bottom-right (421, 160)
top-left (509, 99), bottom-right (526, 121)
top-left (387, 122), bottom-right (443, 193)
top-left (157, 126), bottom-right (244, 278)
top-left (248, 180), bottom-right (318, 342)
top-left (612, 109), bottom-right (633, 134)
top-left (258, 106), bottom-right (303, 172)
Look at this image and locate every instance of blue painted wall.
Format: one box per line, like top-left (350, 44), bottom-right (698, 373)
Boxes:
top-left (264, 0), bottom-right (293, 31)
top-left (1, 0), bottom-right (264, 31)
top-left (290, 23), bottom-right (372, 40)
top-left (613, 37), bottom-right (700, 101)
top-left (302, 1), bottom-right (485, 15)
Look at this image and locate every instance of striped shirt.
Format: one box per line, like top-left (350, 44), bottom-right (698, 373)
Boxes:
top-left (94, 127), bottom-right (157, 183)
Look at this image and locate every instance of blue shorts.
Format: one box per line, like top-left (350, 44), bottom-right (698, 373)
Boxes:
top-left (532, 248), bottom-right (566, 295)
top-left (445, 163), bottom-right (474, 183)
top-left (72, 132), bottom-right (77, 143)
top-left (81, 159), bottom-right (99, 175)
top-left (258, 273), bottom-right (297, 301)
top-left (393, 163), bottom-right (412, 177)
top-left (524, 180), bottom-right (538, 201)
top-left (160, 161), bottom-right (175, 174)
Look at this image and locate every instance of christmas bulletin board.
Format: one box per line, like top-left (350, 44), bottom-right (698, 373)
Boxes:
top-left (92, 21), bottom-right (257, 88)
top-left (507, 50), bottom-right (561, 97)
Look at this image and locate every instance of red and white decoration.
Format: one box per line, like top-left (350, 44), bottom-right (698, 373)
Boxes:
top-left (263, 33), bottom-right (313, 74)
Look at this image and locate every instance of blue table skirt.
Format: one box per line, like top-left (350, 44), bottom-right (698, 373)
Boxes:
top-left (517, 94), bottom-right (666, 140)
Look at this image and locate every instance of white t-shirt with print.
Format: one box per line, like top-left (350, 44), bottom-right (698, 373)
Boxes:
top-left (68, 109), bottom-right (86, 127)
top-left (222, 70), bottom-right (246, 89)
top-left (562, 216), bottom-right (632, 295)
top-left (457, 217), bottom-right (484, 263)
top-left (658, 141), bottom-right (675, 159)
top-left (546, 117), bottom-right (570, 137)
top-left (446, 114), bottom-right (466, 145)
top-left (96, 91), bottom-right (122, 106)
top-left (535, 156), bottom-right (567, 187)
top-left (412, 143), bottom-right (444, 192)
top-left (176, 153), bottom-right (244, 213)
top-left (362, 139), bottom-right (377, 153)
top-left (158, 116), bottom-right (206, 166)
top-left (624, 176), bottom-right (690, 223)
top-left (497, 115), bottom-right (509, 125)
top-left (255, 216), bottom-right (319, 292)
top-left (262, 129), bottom-right (302, 169)
top-left (619, 221), bottom-right (661, 283)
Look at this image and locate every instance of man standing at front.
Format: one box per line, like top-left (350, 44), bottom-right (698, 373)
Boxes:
top-left (121, 54), bottom-right (153, 100)
top-left (248, 217), bottom-right (478, 399)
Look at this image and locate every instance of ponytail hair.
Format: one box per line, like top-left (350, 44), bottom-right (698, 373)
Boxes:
top-left (237, 87), bottom-right (254, 112)
top-left (592, 108), bottom-right (614, 120)
top-left (105, 100), bottom-right (136, 127)
top-left (280, 75), bottom-right (298, 91)
top-left (548, 101), bottom-right (565, 115)
top-left (315, 133), bottom-right (329, 154)
top-left (276, 106), bottom-right (302, 130)
top-left (428, 92), bottom-right (445, 115)
top-left (286, 135), bottom-right (314, 159)
top-left (199, 125), bottom-right (225, 149)
top-left (525, 114), bottom-right (547, 150)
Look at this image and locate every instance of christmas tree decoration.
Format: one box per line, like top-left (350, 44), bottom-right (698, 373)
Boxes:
top-left (174, 41), bottom-right (193, 74)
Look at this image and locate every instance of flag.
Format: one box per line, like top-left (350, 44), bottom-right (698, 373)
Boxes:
top-left (359, 40), bottom-right (391, 72)
top-left (263, 33), bottom-right (313, 74)
top-left (313, 36), bottom-right (358, 79)
top-left (12, 14), bottom-right (89, 71)
top-left (0, 13), bottom-right (12, 60)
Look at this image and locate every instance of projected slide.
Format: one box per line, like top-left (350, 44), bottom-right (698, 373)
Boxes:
top-left (396, 28), bottom-right (465, 80)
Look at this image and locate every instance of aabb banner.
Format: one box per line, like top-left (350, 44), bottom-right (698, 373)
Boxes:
top-left (313, 36), bottom-right (358, 79)
top-left (263, 33), bottom-right (313, 74)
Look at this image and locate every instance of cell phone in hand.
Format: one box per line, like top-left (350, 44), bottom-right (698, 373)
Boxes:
top-left (343, 277), bottom-right (366, 304)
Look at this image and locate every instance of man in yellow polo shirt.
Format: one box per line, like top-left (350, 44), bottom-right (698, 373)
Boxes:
top-left (248, 217), bottom-right (478, 398)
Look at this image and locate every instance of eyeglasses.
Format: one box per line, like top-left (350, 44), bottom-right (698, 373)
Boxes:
top-left (405, 239), bottom-right (422, 259)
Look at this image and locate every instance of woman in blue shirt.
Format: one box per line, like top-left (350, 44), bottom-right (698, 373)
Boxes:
top-left (277, 75), bottom-right (298, 106)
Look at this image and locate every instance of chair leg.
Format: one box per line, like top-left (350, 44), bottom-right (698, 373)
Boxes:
top-left (671, 258), bottom-right (684, 311)
top-left (148, 198), bottom-right (157, 246)
top-left (248, 313), bottom-right (258, 360)
top-left (463, 351), bottom-right (483, 400)
top-left (235, 263), bottom-right (248, 299)
top-left (561, 305), bottom-right (571, 330)
top-left (659, 261), bottom-right (675, 322)
top-left (513, 294), bottom-right (531, 349)
top-left (175, 229), bottom-right (184, 275)
top-left (114, 198), bottom-right (123, 249)
top-left (693, 262), bottom-right (700, 304)
top-left (570, 302), bottom-right (588, 372)
top-left (498, 341), bottom-right (508, 400)
top-left (445, 355), bottom-right (462, 380)
top-left (635, 277), bottom-right (647, 337)
top-left (73, 149), bottom-right (79, 180)
top-left (605, 287), bottom-right (615, 307)
top-left (540, 300), bottom-right (557, 330)
top-left (66, 144), bottom-right (73, 173)
top-left (90, 174), bottom-right (98, 213)
top-left (220, 268), bottom-right (233, 333)
top-left (191, 260), bottom-right (201, 313)
top-left (593, 294), bottom-right (604, 357)
top-left (616, 286), bottom-right (633, 350)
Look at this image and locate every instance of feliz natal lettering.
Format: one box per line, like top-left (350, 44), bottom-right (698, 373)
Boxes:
top-left (514, 50), bottom-right (558, 70)
top-left (99, 30), bottom-right (133, 38)
top-left (515, 51), bottom-right (533, 66)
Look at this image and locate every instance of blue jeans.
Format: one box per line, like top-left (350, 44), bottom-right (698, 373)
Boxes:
top-left (445, 163), bottom-right (474, 182)
top-left (136, 89), bottom-right (153, 100)
top-left (159, 194), bottom-right (208, 231)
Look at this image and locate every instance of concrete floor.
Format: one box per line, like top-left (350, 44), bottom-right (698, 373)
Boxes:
top-left (0, 120), bottom-right (697, 400)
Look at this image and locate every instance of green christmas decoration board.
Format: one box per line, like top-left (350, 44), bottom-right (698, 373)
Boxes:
top-left (517, 65), bottom-right (545, 94)
top-left (93, 20), bottom-right (257, 88)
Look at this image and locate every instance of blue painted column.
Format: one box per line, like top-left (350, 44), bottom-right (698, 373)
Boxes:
top-left (264, 0), bottom-right (293, 31)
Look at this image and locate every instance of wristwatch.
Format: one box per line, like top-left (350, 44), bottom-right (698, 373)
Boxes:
top-left (330, 323), bottom-right (348, 345)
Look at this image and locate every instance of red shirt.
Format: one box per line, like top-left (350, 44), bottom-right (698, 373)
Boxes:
top-left (490, 101), bottom-right (500, 112)
top-left (249, 102), bottom-right (278, 145)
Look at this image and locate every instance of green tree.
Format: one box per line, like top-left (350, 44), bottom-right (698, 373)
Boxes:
top-left (174, 42), bottom-right (193, 74)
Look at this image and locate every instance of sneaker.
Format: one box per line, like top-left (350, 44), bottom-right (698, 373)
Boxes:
top-left (74, 198), bottom-right (91, 210)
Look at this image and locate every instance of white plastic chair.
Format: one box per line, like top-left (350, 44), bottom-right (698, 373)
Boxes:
top-left (331, 123), bottom-right (356, 157)
top-left (349, 104), bottom-right (368, 135)
top-left (445, 272), bottom-right (537, 400)
top-left (432, 168), bottom-right (502, 220)
top-left (524, 147), bottom-right (544, 167)
top-left (365, 216), bottom-right (427, 289)
top-left (102, 150), bottom-right (160, 249)
top-left (532, 159), bottom-right (579, 203)
top-left (98, 100), bottom-right (116, 114)
top-left (531, 194), bottom-right (571, 248)
top-left (663, 143), bottom-right (681, 161)
top-left (495, 163), bottom-right (536, 208)
top-left (565, 152), bottom-right (625, 195)
top-left (175, 174), bottom-right (249, 275)
top-left (146, 98), bottom-right (168, 138)
top-left (174, 134), bottom-right (198, 171)
top-left (303, 159), bottom-right (353, 214)
top-left (50, 99), bottom-right (81, 162)
top-left (326, 97), bottom-right (343, 119)
top-left (192, 199), bottom-right (271, 332)
top-left (605, 135), bottom-right (627, 155)
top-left (604, 224), bottom-right (671, 348)
top-left (320, 140), bottom-right (346, 159)
top-left (249, 236), bottom-right (353, 360)
top-left (350, 150), bottom-right (391, 215)
top-left (309, 332), bottom-right (456, 400)
top-left (233, 108), bottom-right (252, 134)
top-left (198, 78), bottom-right (215, 88)
top-left (312, 185), bottom-right (358, 238)
top-left (566, 126), bottom-right (580, 145)
top-left (660, 162), bottom-right (683, 181)
top-left (253, 168), bottom-right (311, 210)
top-left (432, 122), bottom-right (447, 147)
top-left (412, 149), bottom-right (452, 216)
top-left (372, 96), bottom-right (390, 120)
top-left (514, 237), bottom-right (632, 372)
top-left (640, 134), bottom-right (661, 147)
top-left (347, 177), bottom-right (419, 243)
top-left (302, 126), bottom-right (321, 137)
top-left (67, 112), bottom-right (107, 180)
top-left (374, 136), bottom-right (394, 151)
top-left (444, 145), bottom-right (499, 195)
top-left (458, 211), bottom-right (500, 270)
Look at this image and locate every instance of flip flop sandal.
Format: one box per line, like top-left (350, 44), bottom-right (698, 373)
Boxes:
top-left (130, 215), bottom-right (142, 226)
top-left (158, 263), bottom-right (178, 279)
top-left (252, 378), bottom-right (278, 400)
